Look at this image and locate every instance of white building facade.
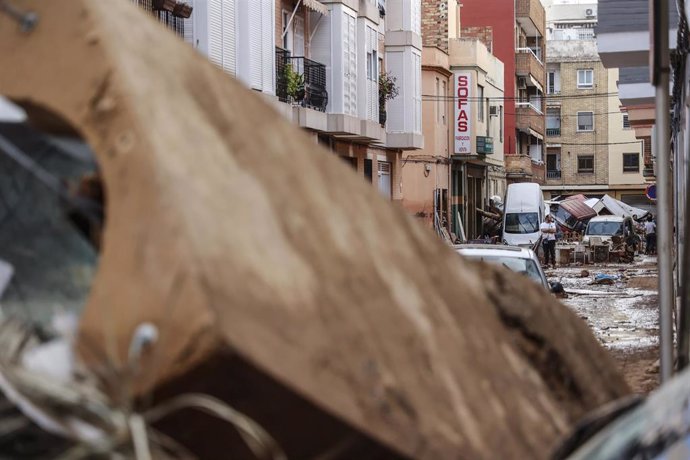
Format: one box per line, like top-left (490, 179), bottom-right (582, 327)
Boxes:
top-left (181, 0), bottom-right (423, 201)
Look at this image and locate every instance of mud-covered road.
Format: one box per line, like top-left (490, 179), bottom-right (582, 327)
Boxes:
top-left (546, 256), bottom-right (660, 393)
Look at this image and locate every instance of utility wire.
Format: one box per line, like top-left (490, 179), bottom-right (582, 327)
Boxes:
top-left (421, 91), bottom-right (621, 101)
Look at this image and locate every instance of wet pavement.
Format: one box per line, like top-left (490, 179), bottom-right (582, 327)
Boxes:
top-left (545, 255), bottom-right (659, 352)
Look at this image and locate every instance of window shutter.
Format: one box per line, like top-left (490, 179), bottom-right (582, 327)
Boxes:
top-left (183, 0), bottom-right (195, 46)
top-left (249, 1), bottom-right (263, 89)
top-left (413, 51), bottom-right (421, 133)
top-left (222, 0), bottom-right (236, 76)
top-left (208, 0), bottom-right (223, 68)
top-left (261, 0), bottom-right (274, 94)
top-left (386, 51), bottom-right (404, 131)
top-left (345, 13), bottom-right (357, 116)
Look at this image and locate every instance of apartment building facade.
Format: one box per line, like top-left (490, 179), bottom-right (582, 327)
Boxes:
top-left (177, 0), bottom-right (422, 201)
top-left (460, 0), bottom-right (546, 185)
top-left (543, 1), bottom-right (645, 202)
top-left (402, 0), bottom-right (505, 239)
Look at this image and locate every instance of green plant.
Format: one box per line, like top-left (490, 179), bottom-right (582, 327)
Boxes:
top-left (379, 71), bottom-right (399, 105)
top-left (284, 64), bottom-right (304, 102)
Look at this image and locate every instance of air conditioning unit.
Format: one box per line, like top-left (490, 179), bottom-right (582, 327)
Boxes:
top-left (585, 8), bottom-right (594, 17)
top-left (517, 77), bottom-right (527, 89)
top-left (489, 105), bottom-right (499, 116)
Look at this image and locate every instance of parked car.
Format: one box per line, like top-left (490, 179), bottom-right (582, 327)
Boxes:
top-left (554, 366), bottom-right (690, 460)
top-left (455, 244), bottom-right (563, 294)
top-left (582, 215), bottom-right (634, 245)
top-left (502, 183), bottom-right (545, 247)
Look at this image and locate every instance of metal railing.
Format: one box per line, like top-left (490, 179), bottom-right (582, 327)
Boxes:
top-left (515, 101), bottom-right (543, 115)
top-left (275, 47), bottom-right (328, 112)
top-left (516, 47), bottom-right (543, 64)
top-left (546, 127), bottom-right (560, 136)
top-left (546, 170), bottom-right (561, 179)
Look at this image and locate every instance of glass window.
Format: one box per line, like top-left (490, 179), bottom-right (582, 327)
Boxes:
top-left (623, 113), bottom-right (631, 129)
top-left (478, 85), bottom-right (484, 122)
top-left (586, 221), bottom-right (624, 236)
top-left (464, 255), bottom-right (544, 286)
top-left (504, 212), bottom-right (539, 234)
top-left (499, 105), bottom-right (503, 142)
top-left (577, 111), bottom-right (594, 131)
top-left (623, 152), bottom-right (640, 172)
top-left (577, 69), bottom-right (593, 88)
top-left (578, 155), bottom-right (594, 173)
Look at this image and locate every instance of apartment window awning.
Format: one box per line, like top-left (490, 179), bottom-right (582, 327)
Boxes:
top-left (304, 0), bottom-right (329, 15)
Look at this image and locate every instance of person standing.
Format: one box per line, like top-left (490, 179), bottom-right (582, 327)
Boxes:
top-left (540, 215), bottom-right (557, 268)
top-left (645, 216), bottom-right (657, 255)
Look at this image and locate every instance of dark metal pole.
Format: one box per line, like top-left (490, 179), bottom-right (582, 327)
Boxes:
top-left (654, 0), bottom-right (674, 382)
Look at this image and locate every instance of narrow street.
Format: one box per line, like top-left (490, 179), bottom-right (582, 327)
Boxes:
top-left (546, 256), bottom-right (660, 393)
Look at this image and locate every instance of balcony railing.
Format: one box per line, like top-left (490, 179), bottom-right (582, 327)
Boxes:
top-left (546, 127), bottom-right (560, 136)
top-left (276, 47), bottom-right (328, 112)
top-left (515, 102), bottom-right (545, 136)
top-left (547, 170), bottom-right (562, 179)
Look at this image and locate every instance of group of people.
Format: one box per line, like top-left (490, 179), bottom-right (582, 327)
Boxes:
top-left (538, 214), bottom-right (658, 268)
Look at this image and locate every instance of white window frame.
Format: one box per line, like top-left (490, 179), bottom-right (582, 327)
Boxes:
top-left (577, 69), bottom-right (593, 89)
top-left (623, 113), bottom-right (631, 129)
top-left (577, 111), bottom-right (594, 131)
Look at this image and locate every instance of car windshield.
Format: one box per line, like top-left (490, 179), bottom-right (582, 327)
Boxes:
top-left (586, 221), bottom-right (624, 236)
top-left (465, 254), bottom-right (544, 286)
top-left (504, 212), bottom-right (539, 234)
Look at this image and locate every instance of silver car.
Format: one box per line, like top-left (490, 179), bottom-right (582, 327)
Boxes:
top-left (455, 244), bottom-right (563, 294)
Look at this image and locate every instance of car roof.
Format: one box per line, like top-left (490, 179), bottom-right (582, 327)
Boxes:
top-left (454, 244), bottom-right (535, 259)
top-left (588, 215), bottom-right (625, 222)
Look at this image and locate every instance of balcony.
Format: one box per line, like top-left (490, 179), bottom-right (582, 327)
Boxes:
top-left (505, 155), bottom-right (545, 184)
top-left (515, 102), bottom-right (544, 136)
top-left (546, 127), bottom-right (560, 137)
top-left (516, 0), bottom-right (545, 38)
top-left (547, 170), bottom-right (562, 179)
top-left (276, 47), bottom-right (328, 112)
top-left (515, 48), bottom-right (545, 88)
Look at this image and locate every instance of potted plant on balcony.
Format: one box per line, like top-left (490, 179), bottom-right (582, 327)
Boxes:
top-left (284, 64), bottom-right (305, 105)
top-left (379, 71), bottom-right (399, 126)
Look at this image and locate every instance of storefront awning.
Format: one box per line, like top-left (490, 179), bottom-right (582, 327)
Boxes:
top-left (304, 0), bottom-right (329, 15)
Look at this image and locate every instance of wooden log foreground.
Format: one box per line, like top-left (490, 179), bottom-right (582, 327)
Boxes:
top-left (0, 1), bottom-right (631, 458)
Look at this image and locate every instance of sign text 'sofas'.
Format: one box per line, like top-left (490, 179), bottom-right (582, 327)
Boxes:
top-left (454, 71), bottom-right (472, 154)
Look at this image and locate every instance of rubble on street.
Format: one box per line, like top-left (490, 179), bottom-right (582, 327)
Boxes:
top-left (546, 256), bottom-right (660, 393)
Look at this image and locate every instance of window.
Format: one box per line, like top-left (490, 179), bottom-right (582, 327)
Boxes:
top-left (367, 52), bottom-right (373, 80)
top-left (577, 69), bottom-right (593, 88)
top-left (547, 70), bottom-right (559, 94)
top-left (441, 80), bottom-right (447, 124)
top-left (499, 105), bottom-right (503, 142)
top-left (623, 113), bottom-right (631, 129)
top-left (577, 111), bottom-right (594, 131)
top-left (282, 10), bottom-right (293, 52)
top-left (436, 77), bottom-right (441, 122)
top-left (623, 153), bottom-right (640, 172)
top-left (478, 85), bottom-right (484, 122)
top-left (578, 155), bottom-right (594, 173)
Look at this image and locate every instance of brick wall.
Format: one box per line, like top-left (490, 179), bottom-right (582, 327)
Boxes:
top-left (553, 60), bottom-right (609, 186)
top-left (422, 0), bottom-right (449, 52)
top-left (461, 26), bottom-right (493, 52)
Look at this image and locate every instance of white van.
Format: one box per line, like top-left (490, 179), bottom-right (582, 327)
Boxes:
top-left (502, 182), bottom-right (545, 247)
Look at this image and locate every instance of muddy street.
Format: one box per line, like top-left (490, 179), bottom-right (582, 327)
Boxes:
top-left (546, 256), bottom-right (660, 393)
